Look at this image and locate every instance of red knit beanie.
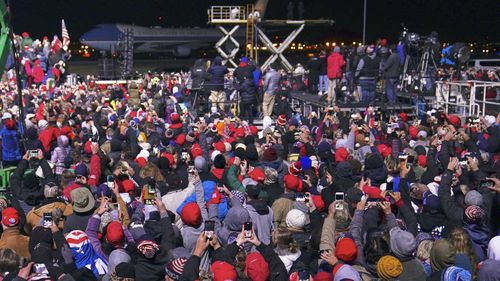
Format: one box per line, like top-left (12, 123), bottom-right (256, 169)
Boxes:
top-left (180, 202), bottom-right (202, 227)
top-left (335, 237), bottom-right (358, 263)
top-left (211, 261), bottom-right (237, 281)
top-left (106, 221), bottom-right (124, 247)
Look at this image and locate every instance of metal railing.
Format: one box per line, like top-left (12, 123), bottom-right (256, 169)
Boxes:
top-left (208, 6), bottom-right (248, 23)
top-left (435, 80), bottom-right (500, 116)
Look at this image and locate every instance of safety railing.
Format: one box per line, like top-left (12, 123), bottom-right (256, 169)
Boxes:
top-left (0, 166), bottom-right (16, 192)
top-left (208, 6), bottom-right (248, 24)
top-left (435, 80), bottom-right (500, 116)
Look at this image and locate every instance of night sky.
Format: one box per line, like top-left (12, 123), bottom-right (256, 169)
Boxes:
top-left (9, 0), bottom-right (500, 44)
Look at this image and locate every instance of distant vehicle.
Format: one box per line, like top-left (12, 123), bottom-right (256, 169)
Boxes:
top-left (468, 58), bottom-right (500, 70)
top-left (80, 0), bottom-right (269, 57)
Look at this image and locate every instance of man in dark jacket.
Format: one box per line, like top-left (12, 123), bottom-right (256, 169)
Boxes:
top-left (207, 57), bottom-right (228, 112)
top-left (307, 54), bottom-right (320, 93)
top-left (355, 45), bottom-right (380, 104)
top-left (233, 56), bottom-right (255, 83)
top-left (382, 45), bottom-right (401, 105)
top-left (237, 75), bottom-right (258, 124)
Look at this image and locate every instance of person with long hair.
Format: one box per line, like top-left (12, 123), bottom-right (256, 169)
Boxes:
top-left (448, 227), bottom-right (477, 278)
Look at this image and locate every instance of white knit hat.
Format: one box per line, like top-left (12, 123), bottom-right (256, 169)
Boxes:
top-left (285, 209), bottom-right (307, 229)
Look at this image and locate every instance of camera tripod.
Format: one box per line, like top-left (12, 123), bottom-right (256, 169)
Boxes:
top-left (400, 48), bottom-right (438, 93)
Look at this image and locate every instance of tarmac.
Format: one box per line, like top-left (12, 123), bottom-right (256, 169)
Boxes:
top-left (69, 58), bottom-right (196, 76)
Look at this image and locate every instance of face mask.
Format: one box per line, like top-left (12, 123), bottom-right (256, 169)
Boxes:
top-left (57, 122), bottom-right (62, 128)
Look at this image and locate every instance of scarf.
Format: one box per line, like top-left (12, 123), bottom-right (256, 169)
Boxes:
top-left (66, 230), bottom-right (108, 277)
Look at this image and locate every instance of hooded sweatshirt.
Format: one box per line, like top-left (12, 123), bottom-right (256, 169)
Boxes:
top-left (245, 199), bottom-right (274, 245)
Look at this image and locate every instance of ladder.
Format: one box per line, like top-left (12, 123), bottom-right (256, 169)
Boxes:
top-left (245, 4), bottom-right (255, 59)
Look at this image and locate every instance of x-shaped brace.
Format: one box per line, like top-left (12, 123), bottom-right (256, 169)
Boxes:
top-left (215, 25), bottom-right (241, 68)
top-left (257, 24), bottom-right (305, 71)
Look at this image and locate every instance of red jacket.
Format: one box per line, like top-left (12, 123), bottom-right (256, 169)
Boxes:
top-left (38, 126), bottom-right (61, 152)
top-left (33, 61), bottom-right (45, 83)
top-left (327, 52), bottom-right (346, 79)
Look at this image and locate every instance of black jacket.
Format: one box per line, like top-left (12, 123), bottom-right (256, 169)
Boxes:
top-left (237, 78), bottom-right (258, 104)
top-left (234, 64), bottom-right (255, 82)
top-left (207, 57), bottom-right (228, 91)
top-left (135, 214), bottom-right (175, 281)
top-left (383, 52), bottom-right (401, 78)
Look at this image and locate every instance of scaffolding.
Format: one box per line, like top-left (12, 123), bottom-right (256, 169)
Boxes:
top-left (208, 5), bottom-right (334, 70)
top-left (117, 28), bottom-right (134, 78)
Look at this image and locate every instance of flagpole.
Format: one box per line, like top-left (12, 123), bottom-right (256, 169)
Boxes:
top-left (6, 0), bottom-right (27, 146)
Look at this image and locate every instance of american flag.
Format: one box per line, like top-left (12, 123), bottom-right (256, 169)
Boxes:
top-left (61, 19), bottom-right (70, 46)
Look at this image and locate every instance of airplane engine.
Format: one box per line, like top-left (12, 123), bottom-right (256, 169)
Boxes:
top-left (173, 46), bottom-right (192, 57)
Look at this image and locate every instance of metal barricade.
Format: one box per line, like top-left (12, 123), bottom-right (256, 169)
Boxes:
top-left (435, 80), bottom-right (500, 116)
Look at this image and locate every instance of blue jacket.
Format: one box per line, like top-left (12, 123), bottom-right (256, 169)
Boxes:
top-left (1, 126), bottom-right (21, 161)
top-left (207, 57), bottom-right (228, 91)
top-left (176, 180), bottom-right (228, 220)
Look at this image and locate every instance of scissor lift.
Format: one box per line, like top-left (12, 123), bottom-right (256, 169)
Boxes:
top-left (208, 5), bottom-right (334, 71)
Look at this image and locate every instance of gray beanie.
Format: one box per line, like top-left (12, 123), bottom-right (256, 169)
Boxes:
top-left (194, 156), bottom-right (208, 174)
top-left (465, 190), bottom-right (483, 206)
top-left (390, 226), bottom-right (417, 259)
top-left (333, 46), bottom-right (341, 53)
top-left (108, 249), bottom-right (131, 273)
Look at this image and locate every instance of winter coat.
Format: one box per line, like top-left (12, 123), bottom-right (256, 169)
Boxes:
top-left (238, 78), bottom-right (258, 104)
top-left (264, 69), bottom-right (281, 93)
top-left (383, 52), bottom-right (401, 79)
top-left (0, 227), bottom-right (30, 259)
top-left (135, 214), bottom-right (176, 281)
top-left (234, 63), bottom-right (255, 82)
top-left (38, 126), bottom-right (61, 153)
top-left (0, 126), bottom-right (21, 161)
top-left (246, 199), bottom-right (274, 245)
top-left (207, 57), bottom-right (228, 91)
top-left (10, 159), bottom-right (54, 207)
top-left (464, 223), bottom-right (490, 261)
top-left (327, 52), bottom-right (346, 79)
top-left (33, 61), bottom-right (45, 83)
top-left (25, 199), bottom-right (73, 234)
top-left (218, 196), bottom-right (250, 245)
top-left (272, 193), bottom-right (295, 228)
top-left (51, 135), bottom-right (71, 175)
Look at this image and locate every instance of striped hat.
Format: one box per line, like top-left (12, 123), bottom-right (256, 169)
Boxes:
top-left (165, 258), bottom-right (187, 280)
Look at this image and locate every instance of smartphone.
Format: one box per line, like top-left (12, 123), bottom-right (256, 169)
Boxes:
top-left (107, 175), bottom-right (115, 189)
top-left (217, 182), bottom-right (224, 193)
top-left (43, 213), bottom-right (52, 228)
top-left (335, 192), bottom-right (344, 210)
top-left (244, 221), bottom-right (253, 238)
top-left (296, 194), bottom-right (306, 202)
top-left (386, 182), bottom-right (394, 191)
top-left (479, 180), bottom-right (495, 189)
top-left (407, 155), bottom-right (415, 165)
top-left (187, 161), bottom-right (195, 174)
top-left (32, 263), bottom-right (49, 274)
top-left (204, 220), bottom-right (215, 240)
top-left (29, 150), bottom-right (38, 159)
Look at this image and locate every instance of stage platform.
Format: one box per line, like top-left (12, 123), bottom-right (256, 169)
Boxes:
top-left (289, 91), bottom-right (418, 115)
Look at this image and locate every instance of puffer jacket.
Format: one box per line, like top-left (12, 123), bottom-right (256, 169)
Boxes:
top-left (25, 199), bottom-right (73, 234)
top-left (51, 135), bottom-right (71, 175)
top-left (207, 56), bottom-right (228, 91)
top-left (1, 126), bottom-right (21, 162)
top-left (238, 78), bottom-right (258, 104)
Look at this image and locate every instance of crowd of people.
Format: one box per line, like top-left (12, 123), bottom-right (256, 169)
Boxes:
top-left (4, 32), bottom-right (72, 91)
top-left (0, 32), bottom-right (499, 281)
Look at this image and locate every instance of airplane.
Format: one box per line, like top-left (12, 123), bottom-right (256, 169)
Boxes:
top-left (79, 0), bottom-right (269, 57)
